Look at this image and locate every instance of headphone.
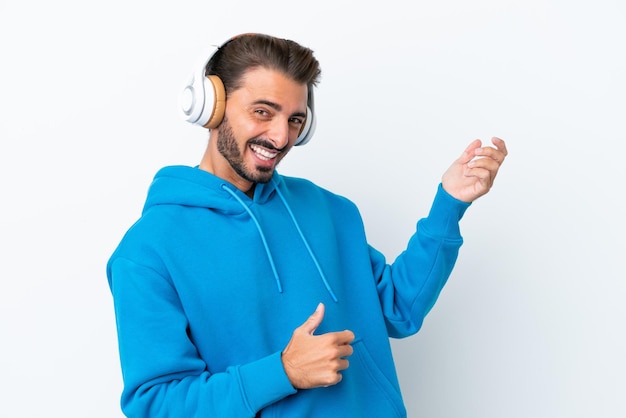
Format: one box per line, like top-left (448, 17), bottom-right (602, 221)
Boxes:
top-left (179, 36), bottom-right (316, 146)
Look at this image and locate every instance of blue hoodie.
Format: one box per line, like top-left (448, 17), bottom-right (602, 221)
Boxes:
top-left (107, 165), bottom-right (470, 417)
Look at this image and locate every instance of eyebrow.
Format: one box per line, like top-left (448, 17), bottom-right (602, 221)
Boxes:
top-left (253, 99), bottom-right (307, 118)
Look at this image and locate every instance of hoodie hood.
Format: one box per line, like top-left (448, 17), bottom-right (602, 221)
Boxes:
top-left (142, 165), bottom-right (280, 215)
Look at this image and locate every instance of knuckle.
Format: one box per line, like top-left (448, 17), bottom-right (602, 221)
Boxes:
top-left (325, 372), bottom-right (342, 386)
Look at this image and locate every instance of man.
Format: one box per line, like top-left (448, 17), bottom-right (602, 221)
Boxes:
top-left (107, 33), bottom-right (508, 417)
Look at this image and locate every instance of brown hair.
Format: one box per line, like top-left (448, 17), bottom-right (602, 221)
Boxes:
top-left (205, 33), bottom-right (321, 98)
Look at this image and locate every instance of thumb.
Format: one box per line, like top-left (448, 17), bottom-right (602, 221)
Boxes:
top-left (300, 302), bottom-right (324, 335)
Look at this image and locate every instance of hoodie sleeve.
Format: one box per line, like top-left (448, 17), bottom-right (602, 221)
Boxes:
top-left (374, 183), bottom-right (471, 338)
top-left (108, 257), bottom-right (296, 418)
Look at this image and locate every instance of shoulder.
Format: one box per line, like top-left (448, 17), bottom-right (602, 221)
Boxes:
top-left (279, 175), bottom-right (358, 210)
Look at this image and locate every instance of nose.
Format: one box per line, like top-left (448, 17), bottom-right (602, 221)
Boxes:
top-left (267, 118), bottom-right (290, 150)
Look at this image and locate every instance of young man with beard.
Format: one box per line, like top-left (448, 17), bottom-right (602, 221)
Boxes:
top-left (107, 33), bottom-right (508, 417)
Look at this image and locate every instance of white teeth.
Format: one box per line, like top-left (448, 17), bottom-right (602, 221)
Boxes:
top-left (250, 144), bottom-right (278, 160)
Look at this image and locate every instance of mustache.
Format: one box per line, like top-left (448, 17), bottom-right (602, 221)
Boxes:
top-left (248, 138), bottom-right (287, 153)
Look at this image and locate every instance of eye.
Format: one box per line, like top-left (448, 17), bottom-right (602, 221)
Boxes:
top-left (288, 116), bottom-right (305, 127)
top-left (254, 108), bottom-right (270, 117)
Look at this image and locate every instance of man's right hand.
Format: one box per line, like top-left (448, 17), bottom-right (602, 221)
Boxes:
top-left (281, 303), bottom-right (355, 389)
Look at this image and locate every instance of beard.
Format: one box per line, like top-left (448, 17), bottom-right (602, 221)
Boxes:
top-left (216, 117), bottom-right (279, 184)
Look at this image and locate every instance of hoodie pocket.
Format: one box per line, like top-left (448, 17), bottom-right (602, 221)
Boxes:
top-left (349, 339), bottom-right (407, 417)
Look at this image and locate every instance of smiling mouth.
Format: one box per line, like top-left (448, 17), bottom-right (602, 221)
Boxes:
top-left (250, 144), bottom-right (279, 161)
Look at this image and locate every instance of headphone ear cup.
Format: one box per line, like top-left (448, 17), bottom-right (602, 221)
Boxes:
top-left (295, 105), bottom-right (315, 146)
top-left (202, 75), bottom-right (226, 129)
top-left (179, 70), bottom-right (205, 125)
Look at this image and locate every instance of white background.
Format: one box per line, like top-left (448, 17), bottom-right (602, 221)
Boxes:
top-left (1, 1), bottom-right (624, 416)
